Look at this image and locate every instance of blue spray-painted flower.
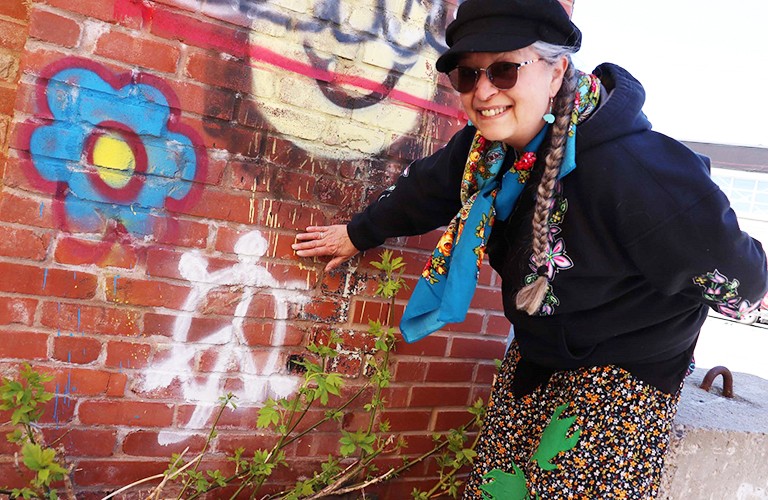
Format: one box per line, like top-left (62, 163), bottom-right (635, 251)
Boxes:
top-left (29, 62), bottom-right (205, 235)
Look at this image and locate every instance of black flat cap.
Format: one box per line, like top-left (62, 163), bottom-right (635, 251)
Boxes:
top-left (436, 0), bottom-right (582, 73)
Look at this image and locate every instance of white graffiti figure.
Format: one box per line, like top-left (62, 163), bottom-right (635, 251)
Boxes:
top-left (141, 230), bottom-right (310, 444)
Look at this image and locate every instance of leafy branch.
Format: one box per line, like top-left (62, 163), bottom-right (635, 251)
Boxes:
top-left (0, 363), bottom-right (74, 500)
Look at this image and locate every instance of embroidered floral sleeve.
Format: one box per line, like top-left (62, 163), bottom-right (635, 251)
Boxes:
top-left (692, 269), bottom-right (759, 320)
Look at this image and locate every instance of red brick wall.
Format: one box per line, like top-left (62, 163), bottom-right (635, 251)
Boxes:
top-left (0, 0), bottom-right (542, 495)
top-left (0, 0), bottom-right (30, 180)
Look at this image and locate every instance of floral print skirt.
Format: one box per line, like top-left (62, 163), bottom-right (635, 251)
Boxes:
top-left (464, 341), bottom-right (681, 499)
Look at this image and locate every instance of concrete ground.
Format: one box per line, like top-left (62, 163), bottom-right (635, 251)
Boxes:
top-left (659, 317), bottom-right (768, 499)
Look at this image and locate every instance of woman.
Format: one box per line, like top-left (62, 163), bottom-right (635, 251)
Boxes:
top-left (293, 0), bottom-right (768, 497)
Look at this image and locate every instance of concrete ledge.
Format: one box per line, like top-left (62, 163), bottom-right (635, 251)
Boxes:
top-left (659, 368), bottom-right (768, 499)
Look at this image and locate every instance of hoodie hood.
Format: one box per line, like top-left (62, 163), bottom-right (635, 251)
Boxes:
top-left (576, 63), bottom-right (652, 153)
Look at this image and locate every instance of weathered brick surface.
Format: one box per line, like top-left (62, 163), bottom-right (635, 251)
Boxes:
top-left (0, 0), bottom-right (529, 495)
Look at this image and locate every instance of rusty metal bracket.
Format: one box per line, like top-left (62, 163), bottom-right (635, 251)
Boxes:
top-left (700, 366), bottom-right (734, 398)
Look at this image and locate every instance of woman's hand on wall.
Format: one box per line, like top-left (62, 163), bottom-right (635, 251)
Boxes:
top-left (293, 225), bottom-right (359, 271)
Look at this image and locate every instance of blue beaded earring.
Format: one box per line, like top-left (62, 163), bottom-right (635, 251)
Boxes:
top-left (543, 98), bottom-right (555, 124)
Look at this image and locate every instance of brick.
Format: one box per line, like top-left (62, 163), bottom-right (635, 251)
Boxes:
top-left (130, 365), bottom-right (184, 399)
top-left (475, 362), bottom-right (499, 384)
top-left (0, 263), bottom-right (98, 299)
top-left (185, 49), bottom-right (251, 93)
top-left (73, 459), bottom-right (170, 486)
top-left (0, 461), bottom-right (34, 488)
top-left (215, 227), bottom-right (297, 262)
top-left (470, 286), bottom-right (503, 310)
top-left (315, 176), bottom-right (364, 208)
top-left (37, 365), bottom-right (121, 397)
top-left (381, 385), bottom-right (410, 409)
top-left (478, 260), bottom-right (499, 287)
top-left (313, 327), bottom-right (375, 352)
top-left (440, 312), bottom-right (484, 333)
top-left (0, 425), bottom-right (20, 454)
top-left (105, 341), bottom-right (152, 369)
top-left (43, 0), bottom-right (116, 23)
top-left (267, 169), bottom-right (318, 202)
top-left (240, 320), bottom-right (274, 346)
top-left (327, 351), bottom-right (363, 377)
top-left (41, 393), bottom-right (75, 425)
top-left (144, 246), bottom-right (186, 280)
top-left (433, 409), bottom-right (475, 432)
top-left (106, 276), bottom-right (192, 309)
top-left (0, 174), bottom-right (59, 225)
top-left (0, 17), bottom-right (28, 51)
top-left (142, 312), bottom-right (176, 338)
top-left (235, 98), bottom-right (269, 129)
top-left (185, 115), bottom-right (260, 156)
top-left (201, 154), bottom-right (227, 186)
top-left (393, 334), bottom-right (447, 357)
top-left (40, 301), bottom-right (141, 337)
top-left (448, 337), bottom-right (506, 361)
top-left (43, 428), bottom-right (117, 457)
top-left (52, 335), bottom-right (102, 364)
top-left (393, 360), bottom-right (428, 383)
top-left (151, 214), bottom-right (209, 248)
top-left (471, 386), bottom-right (493, 407)
top-left (485, 313), bottom-right (512, 337)
top-left (0, 0), bottom-right (29, 21)
top-left (29, 8), bottom-right (81, 48)
top-left (173, 187), bottom-right (253, 224)
top-left (0, 84), bottom-right (17, 117)
top-left (0, 224), bottom-right (51, 260)
top-left (0, 296), bottom-right (36, 325)
top-left (299, 296), bottom-right (347, 324)
top-left (317, 265), bottom-right (378, 298)
top-left (106, 370), bottom-right (128, 397)
top-left (425, 361), bottom-right (475, 383)
top-left (122, 430), bottom-right (206, 456)
top-left (0, 329), bottom-right (48, 359)
top-left (181, 316), bottom-right (234, 343)
top-left (379, 409), bottom-right (432, 432)
top-left (78, 400), bottom-right (174, 427)
top-left (17, 46), bottom-right (74, 79)
top-left (159, 79), bottom-right (236, 121)
top-left (54, 235), bottom-right (140, 269)
top-left (410, 385), bottom-right (471, 408)
top-left (150, 7), bottom-right (249, 58)
top-left (351, 298), bottom-right (391, 325)
top-left (198, 289), bottom-right (278, 319)
top-left (264, 261), bottom-right (318, 287)
top-left (398, 433), bottom-right (439, 457)
top-left (95, 29), bottom-right (180, 74)
top-left (215, 432), bottom-right (278, 454)
top-left (198, 346), bottom-right (272, 374)
top-left (290, 432), bottom-right (342, 458)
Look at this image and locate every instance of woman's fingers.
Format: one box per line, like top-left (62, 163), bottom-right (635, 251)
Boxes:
top-left (292, 225), bottom-right (359, 270)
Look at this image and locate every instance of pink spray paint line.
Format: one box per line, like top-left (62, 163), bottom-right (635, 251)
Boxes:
top-left (113, 0), bottom-right (465, 120)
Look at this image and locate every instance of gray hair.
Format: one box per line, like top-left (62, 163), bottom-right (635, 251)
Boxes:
top-left (531, 40), bottom-right (578, 65)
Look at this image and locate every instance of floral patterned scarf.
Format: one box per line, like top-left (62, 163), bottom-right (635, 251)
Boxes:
top-left (400, 72), bottom-right (601, 343)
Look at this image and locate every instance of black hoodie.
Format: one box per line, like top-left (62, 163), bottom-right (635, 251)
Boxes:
top-left (348, 63), bottom-right (768, 393)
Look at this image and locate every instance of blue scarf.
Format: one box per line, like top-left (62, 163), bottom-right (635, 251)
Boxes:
top-left (400, 72), bottom-right (600, 343)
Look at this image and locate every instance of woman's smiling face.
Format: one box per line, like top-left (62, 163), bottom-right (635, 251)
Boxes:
top-left (457, 47), bottom-right (567, 150)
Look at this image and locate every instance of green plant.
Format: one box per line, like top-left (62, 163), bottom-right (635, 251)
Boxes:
top-left (127, 250), bottom-right (489, 498)
top-left (0, 363), bottom-right (72, 499)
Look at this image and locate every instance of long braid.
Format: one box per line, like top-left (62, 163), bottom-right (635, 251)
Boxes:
top-left (515, 62), bottom-right (577, 315)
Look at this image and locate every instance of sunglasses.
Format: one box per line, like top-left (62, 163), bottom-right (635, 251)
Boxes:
top-left (448, 59), bottom-right (540, 93)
